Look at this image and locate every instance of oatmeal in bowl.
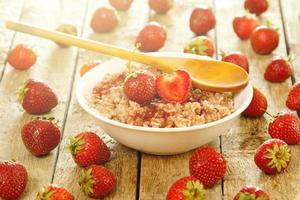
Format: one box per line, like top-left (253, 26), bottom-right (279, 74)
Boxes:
top-left (90, 65), bottom-right (234, 128)
top-left (76, 53), bottom-right (253, 155)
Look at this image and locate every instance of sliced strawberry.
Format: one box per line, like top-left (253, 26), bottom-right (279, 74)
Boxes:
top-left (156, 70), bottom-right (191, 103)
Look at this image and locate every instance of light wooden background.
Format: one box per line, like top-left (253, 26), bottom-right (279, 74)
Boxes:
top-left (0, 0), bottom-right (299, 199)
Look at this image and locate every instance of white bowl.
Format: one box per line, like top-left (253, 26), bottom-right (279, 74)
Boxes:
top-left (76, 53), bottom-right (253, 155)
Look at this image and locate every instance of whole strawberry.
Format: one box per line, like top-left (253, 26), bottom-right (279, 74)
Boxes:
top-left (166, 176), bottom-right (205, 200)
top-left (0, 160), bottom-right (28, 200)
top-left (123, 72), bottom-right (156, 104)
top-left (79, 165), bottom-right (117, 198)
top-left (36, 185), bottom-right (74, 200)
top-left (21, 119), bottom-right (61, 156)
top-left (183, 36), bottom-right (214, 57)
top-left (189, 4), bottom-right (216, 35)
top-left (245, 0), bottom-right (269, 16)
top-left (264, 56), bottom-right (292, 82)
top-left (8, 44), bottom-right (36, 70)
top-left (233, 14), bottom-right (258, 40)
top-left (221, 51), bottom-right (249, 73)
top-left (17, 79), bottom-right (58, 115)
top-left (189, 147), bottom-right (226, 188)
top-left (250, 25), bottom-right (279, 55)
top-left (149, 0), bottom-right (173, 14)
top-left (286, 82), bottom-right (300, 111)
top-left (242, 87), bottom-right (268, 117)
top-left (254, 138), bottom-right (291, 174)
top-left (67, 132), bottom-right (110, 167)
top-left (234, 186), bottom-right (270, 200)
top-left (268, 113), bottom-right (300, 145)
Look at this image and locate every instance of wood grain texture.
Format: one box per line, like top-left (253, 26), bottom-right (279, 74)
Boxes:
top-left (52, 0), bottom-right (150, 199)
top-left (0, 0), bottom-right (86, 199)
top-left (280, 0), bottom-right (300, 80)
top-left (215, 0), bottom-right (300, 199)
top-left (0, 0), bottom-right (24, 80)
top-left (139, 1), bottom-right (222, 199)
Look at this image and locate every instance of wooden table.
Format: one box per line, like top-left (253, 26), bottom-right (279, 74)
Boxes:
top-left (0, 0), bottom-right (299, 199)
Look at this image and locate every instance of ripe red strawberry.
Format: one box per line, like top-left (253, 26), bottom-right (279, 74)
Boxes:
top-left (123, 72), bottom-right (156, 104)
top-left (0, 160), bottom-right (28, 200)
top-left (8, 44), bottom-right (36, 70)
top-left (67, 132), bottom-right (110, 167)
top-left (264, 56), bottom-right (292, 82)
top-left (17, 79), bottom-right (58, 115)
top-left (232, 14), bottom-right (258, 40)
top-left (189, 147), bottom-right (226, 188)
top-left (234, 186), bottom-right (270, 200)
top-left (242, 87), bottom-right (268, 117)
top-left (244, 0), bottom-right (269, 16)
top-left (21, 119), bottom-right (61, 156)
top-left (149, 0), bottom-right (173, 14)
top-left (286, 82), bottom-right (300, 111)
top-left (221, 51), bottom-right (249, 73)
top-left (109, 0), bottom-right (133, 11)
top-left (268, 113), bottom-right (300, 145)
top-left (135, 22), bottom-right (167, 52)
top-left (190, 4), bottom-right (216, 35)
top-left (36, 185), bottom-right (74, 200)
top-left (156, 70), bottom-right (191, 103)
top-left (183, 36), bottom-right (214, 57)
top-left (79, 165), bottom-right (117, 198)
top-left (166, 176), bottom-right (205, 200)
top-left (250, 25), bottom-right (279, 55)
top-left (254, 138), bottom-right (291, 174)
top-left (91, 7), bottom-right (119, 33)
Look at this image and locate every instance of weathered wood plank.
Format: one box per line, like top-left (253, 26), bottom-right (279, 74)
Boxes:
top-left (0, 0), bottom-right (24, 80)
top-left (52, 0), bottom-right (150, 199)
top-left (0, 0), bottom-right (86, 199)
top-left (215, 0), bottom-right (300, 199)
top-left (280, 0), bottom-right (300, 80)
top-left (139, 1), bottom-right (222, 199)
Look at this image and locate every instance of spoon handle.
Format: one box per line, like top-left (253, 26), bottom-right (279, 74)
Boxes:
top-left (6, 21), bottom-right (164, 69)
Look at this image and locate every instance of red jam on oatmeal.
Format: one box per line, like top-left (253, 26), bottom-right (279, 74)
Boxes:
top-left (90, 65), bottom-right (234, 128)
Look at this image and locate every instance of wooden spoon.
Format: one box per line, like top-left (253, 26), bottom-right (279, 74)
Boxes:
top-left (6, 20), bottom-right (249, 92)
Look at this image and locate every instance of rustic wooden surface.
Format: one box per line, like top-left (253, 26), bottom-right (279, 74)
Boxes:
top-left (0, 0), bottom-right (299, 199)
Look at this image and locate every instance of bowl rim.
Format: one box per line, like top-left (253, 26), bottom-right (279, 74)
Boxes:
top-left (76, 55), bottom-right (253, 133)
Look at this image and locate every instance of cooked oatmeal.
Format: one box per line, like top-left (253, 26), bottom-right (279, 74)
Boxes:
top-left (89, 66), bottom-right (234, 128)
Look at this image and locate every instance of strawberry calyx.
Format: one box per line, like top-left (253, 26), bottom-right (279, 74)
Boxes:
top-left (265, 143), bottom-right (291, 172)
top-left (185, 38), bottom-right (208, 55)
top-left (35, 186), bottom-right (55, 200)
top-left (182, 180), bottom-right (205, 200)
top-left (17, 82), bottom-right (29, 103)
top-left (67, 135), bottom-right (85, 155)
top-left (237, 192), bottom-right (266, 200)
top-left (79, 168), bottom-right (96, 196)
top-left (265, 20), bottom-right (279, 32)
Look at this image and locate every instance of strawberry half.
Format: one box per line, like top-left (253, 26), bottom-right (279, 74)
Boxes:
top-left (36, 185), bottom-right (74, 200)
top-left (286, 82), bottom-right (300, 111)
top-left (254, 138), bottom-right (291, 174)
top-left (264, 56), bottom-right (292, 82)
top-left (0, 160), bottom-right (28, 200)
top-left (21, 118), bottom-right (61, 156)
top-left (189, 147), bottom-right (226, 188)
top-left (156, 70), bottom-right (191, 103)
top-left (123, 72), bottom-right (156, 104)
top-left (268, 113), bottom-right (300, 145)
top-left (67, 132), bottom-right (110, 167)
top-left (17, 79), bottom-right (58, 115)
top-left (79, 165), bottom-right (117, 198)
top-left (166, 176), bottom-right (205, 200)
top-left (242, 87), bottom-right (268, 117)
top-left (234, 186), bottom-right (270, 200)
